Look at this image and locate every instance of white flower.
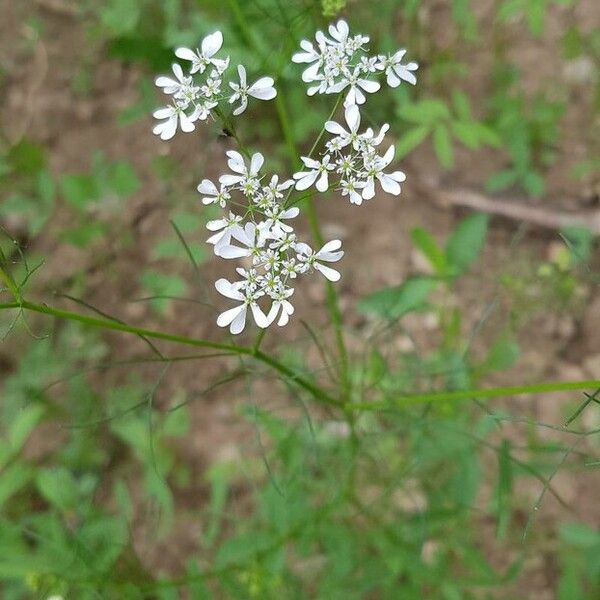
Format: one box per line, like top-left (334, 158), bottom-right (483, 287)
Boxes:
top-left (293, 155), bottom-right (334, 192)
top-left (152, 105), bottom-right (195, 141)
top-left (155, 63), bottom-right (192, 98)
top-left (296, 240), bottom-right (344, 281)
top-left (263, 206), bottom-right (300, 235)
top-left (175, 31), bottom-right (227, 74)
top-left (215, 278), bottom-right (269, 334)
top-left (190, 101), bottom-right (217, 121)
top-left (206, 212), bottom-right (243, 250)
top-left (340, 178), bottom-right (365, 205)
top-left (362, 145), bottom-right (406, 199)
top-left (217, 222), bottom-right (265, 260)
top-left (291, 39), bottom-right (321, 69)
top-left (328, 67), bottom-right (381, 107)
top-left (327, 19), bottom-right (351, 46)
top-left (220, 151), bottom-right (264, 189)
top-left (324, 104), bottom-right (361, 149)
top-left (197, 179), bottom-right (231, 207)
top-left (267, 287), bottom-right (295, 326)
top-left (229, 65), bottom-right (277, 116)
top-left (382, 49), bottom-right (418, 87)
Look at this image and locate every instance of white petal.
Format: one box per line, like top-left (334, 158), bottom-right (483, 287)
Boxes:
top-left (216, 245), bottom-right (250, 259)
top-left (226, 150), bottom-right (246, 174)
top-left (281, 207), bottom-right (299, 219)
top-left (232, 96), bottom-right (248, 116)
top-left (325, 121), bottom-right (347, 136)
top-left (358, 78), bottom-right (380, 94)
top-left (378, 173), bottom-right (401, 195)
top-left (179, 111), bottom-right (195, 133)
top-left (153, 106), bottom-right (174, 119)
top-left (250, 153), bottom-right (264, 176)
top-left (345, 104), bottom-right (361, 131)
top-left (206, 218), bottom-right (226, 231)
top-left (251, 303), bottom-right (270, 328)
top-left (294, 171), bottom-right (318, 191)
top-left (219, 174), bottom-right (243, 186)
top-left (316, 171), bottom-right (329, 192)
top-left (197, 179), bottom-right (218, 195)
top-left (215, 278), bottom-right (244, 300)
top-left (386, 69), bottom-right (400, 88)
top-left (217, 304), bottom-right (245, 328)
top-left (172, 63), bottom-right (184, 82)
top-left (248, 82), bottom-right (276, 100)
top-left (394, 65), bottom-right (417, 85)
top-left (201, 31), bottom-right (223, 58)
top-left (319, 239), bottom-right (342, 254)
top-left (314, 263), bottom-right (341, 282)
top-left (362, 178), bottom-right (375, 200)
top-left (301, 156), bottom-right (320, 169)
top-left (383, 145), bottom-right (395, 166)
top-left (157, 115), bottom-right (177, 140)
top-left (155, 76), bottom-right (178, 88)
top-left (236, 64), bottom-right (247, 86)
top-left (229, 305), bottom-right (248, 334)
top-left (301, 62), bottom-right (321, 83)
top-left (175, 47), bottom-right (197, 62)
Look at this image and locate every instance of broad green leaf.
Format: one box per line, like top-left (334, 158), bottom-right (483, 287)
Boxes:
top-left (445, 213), bottom-right (489, 276)
top-left (433, 124), bottom-right (453, 169)
top-left (0, 463), bottom-right (34, 507)
top-left (357, 277), bottom-right (437, 320)
top-left (398, 99), bottom-right (450, 125)
top-left (451, 90), bottom-right (472, 121)
top-left (522, 171), bottom-right (545, 198)
top-left (60, 173), bottom-right (97, 207)
top-left (394, 125), bottom-right (430, 159)
top-left (482, 335), bottom-right (520, 372)
top-left (486, 169), bottom-right (519, 193)
top-left (109, 160), bottom-right (140, 197)
top-left (36, 467), bottom-right (80, 511)
top-left (8, 139), bottom-right (45, 176)
top-left (410, 227), bottom-right (447, 274)
top-left (60, 222), bottom-right (106, 247)
top-left (560, 226), bottom-right (594, 265)
top-left (560, 523), bottom-right (600, 548)
top-left (9, 404), bottom-right (45, 451)
top-left (451, 121), bottom-right (481, 150)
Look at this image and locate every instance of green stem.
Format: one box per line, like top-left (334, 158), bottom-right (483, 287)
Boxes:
top-left (349, 380), bottom-right (600, 411)
top-left (0, 250), bottom-right (21, 302)
top-left (0, 300), bottom-right (340, 408)
top-left (274, 90), bottom-right (351, 401)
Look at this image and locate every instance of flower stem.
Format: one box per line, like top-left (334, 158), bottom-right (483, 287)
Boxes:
top-left (274, 90), bottom-right (351, 401)
top-left (348, 380), bottom-right (600, 411)
top-left (0, 300), bottom-right (341, 408)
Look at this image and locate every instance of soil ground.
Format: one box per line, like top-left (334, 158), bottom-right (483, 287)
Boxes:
top-left (1, 1), bottom-right (599, 597)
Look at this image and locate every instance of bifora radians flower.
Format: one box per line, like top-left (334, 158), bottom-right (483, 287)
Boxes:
top-left (152, 22), bottom-right (417, 334)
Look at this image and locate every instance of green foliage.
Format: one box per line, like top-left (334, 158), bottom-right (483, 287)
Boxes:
top-left (322, 0), bottom-right (347, 18)
top-left (139, 270), bottom-right (187, 314)
top-left (498, 0), bottom-right (573, 37)
top-left (486, 64), bottom-right (565, 197)
top-left (396, 92), bottom-right (500, 169)
top-left (1, 1), bottom-right (597, 598)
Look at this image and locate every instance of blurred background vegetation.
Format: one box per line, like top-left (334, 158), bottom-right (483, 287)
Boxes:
top-left (0, 0), bottom-right (599, 598)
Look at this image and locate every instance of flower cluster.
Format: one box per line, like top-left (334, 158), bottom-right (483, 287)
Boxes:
top-left (152, 19), bottom-right (418, 334)
top-left (293, 104), bottom-right (406, 205)
top-left (199, 151), bottom-right (344, 334)
top-left (153, 31), bottom-right (277, 140)
top-left (292, 19), bottom-right (418, 107)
